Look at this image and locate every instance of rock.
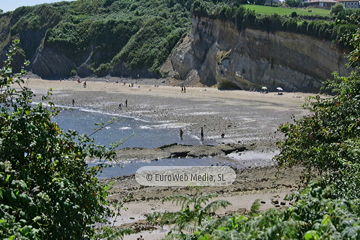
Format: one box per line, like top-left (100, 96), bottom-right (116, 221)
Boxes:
top-left (171, 17), bottom-right (350, 92)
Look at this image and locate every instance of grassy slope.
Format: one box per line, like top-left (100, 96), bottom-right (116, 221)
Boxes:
top-left (243, 4), bottom-right (330, 16)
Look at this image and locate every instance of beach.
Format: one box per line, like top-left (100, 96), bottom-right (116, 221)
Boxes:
top-left (23, 76), bottom-right (315, 239)
top-left (25, 76), bottom-right (311, 147)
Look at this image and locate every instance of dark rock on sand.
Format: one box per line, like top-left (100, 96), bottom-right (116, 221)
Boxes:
top-left (114, 142), bottom-right (249, 162)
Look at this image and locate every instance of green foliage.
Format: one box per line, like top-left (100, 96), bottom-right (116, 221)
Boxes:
top-left (330, 3), bottom-right (345, 16)
top-left (147, 187), bottom-right (231, 238)
top-left (244, 4), bottom-right (331, 16)
top-left (0, 40), bottom-right (126, 239)
top-left (112, 16), bottom-right (184, 74)
top-left (275, 74), bottom-right (360, 198)
top-left (290, 11), bottom-right (298, 18)
top-left (2, 0), bottom-right (194, 78)
top-left (285, 0), bottom-right (301, 7)
top-left (180, 183), bottom-right (360, 239)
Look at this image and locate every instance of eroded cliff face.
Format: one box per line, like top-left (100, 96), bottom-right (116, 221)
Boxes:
top-left (170, 16), bottom-right (351, 92)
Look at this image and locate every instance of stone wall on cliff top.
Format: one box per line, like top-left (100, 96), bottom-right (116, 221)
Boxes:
top-left (169, 16), bottom-right (351, 92)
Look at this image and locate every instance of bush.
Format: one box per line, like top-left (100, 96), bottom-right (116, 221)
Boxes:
top-left (330, 3), bottom-right (345, 16)
top-left (0, 40), bottom-right (126, 239)
top-left (285, 0), bottom-right (301, 7)
top-left (290, 11), bottom-right (298, 18)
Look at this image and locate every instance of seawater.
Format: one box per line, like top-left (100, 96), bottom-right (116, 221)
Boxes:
top-left (52, 106), bottom-right (226, 178)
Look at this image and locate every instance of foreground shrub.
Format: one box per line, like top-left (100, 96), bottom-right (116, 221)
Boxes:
top-left (0, 40), bottom-right (125, 239)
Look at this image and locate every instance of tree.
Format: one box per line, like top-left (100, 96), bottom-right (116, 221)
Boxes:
top-left (147, 187), bottom-right (231, 238)
top-left (254, 0), bottom-right (266, 5)
top-left (290, 11), bottom-right (298, 18)
top-left (0, 39), bottom-right (127, 239)
top-left (285, 0), bottom-right (301, 7)
top-left (274, 25), bottom-right (360, 199)
top-left (330, 3), bottom-right (345, 16)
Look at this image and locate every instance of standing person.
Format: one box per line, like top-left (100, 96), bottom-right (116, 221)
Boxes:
top-left (184, 87), bottom-right (186, 93)
top-left (200, 127), bottom-right (204, 140)
top-left (179, 128), bottom-right (183, 140)
top-left (125, 99), bottom-right (128, 108)
top-left (181, 87), bottom-right (183, 93)
top-left (83, 81), bottom-right (87, 88)
top-left (72, 99), bottom-right (75, 107)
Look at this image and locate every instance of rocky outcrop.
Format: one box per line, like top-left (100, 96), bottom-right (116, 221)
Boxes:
top-left (113, 143), bottom-right (248, 162)
top-left (169, 16), bottom-right (351, 92)
top-left (31, 47), bottom-right (77, 79)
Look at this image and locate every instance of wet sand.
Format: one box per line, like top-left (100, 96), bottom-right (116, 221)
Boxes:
top-left (22, 76), bottom-right (315, 239)
top-left (24, 76), bottom-right (312, 148)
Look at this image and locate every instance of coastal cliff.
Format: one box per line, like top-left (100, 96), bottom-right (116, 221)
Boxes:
top-left (168, 16), bottom-right (351, 92)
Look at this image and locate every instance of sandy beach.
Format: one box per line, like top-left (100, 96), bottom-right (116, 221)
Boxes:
top-left (23, 76), bottom-right (315, 239)
top-left (25, 76), bottom-right (312, 147)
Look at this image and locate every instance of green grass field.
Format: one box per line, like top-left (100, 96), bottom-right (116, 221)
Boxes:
top-left (243, 5), bottom-right (331, 16)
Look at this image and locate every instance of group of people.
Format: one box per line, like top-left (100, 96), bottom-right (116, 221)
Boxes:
top-left (181, 86), bottom-right (187, 93)
top-left (179, 127), bottom-right (225, 141)
top-left (76, 78), bottom-right (87, 88)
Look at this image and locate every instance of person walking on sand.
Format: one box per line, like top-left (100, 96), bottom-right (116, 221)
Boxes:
top-left (125, 99), bottom-right (128, 108)
top-left (179, 128), bottom-right (183, 140)
top-left (184, 87), bottom-right (186, 93)
top-left (200, 127), bottom-right (204, 140)
top-left (83, 81), bottom-right (87, 88)
top-left (72, 99), bottom-right (75, 107)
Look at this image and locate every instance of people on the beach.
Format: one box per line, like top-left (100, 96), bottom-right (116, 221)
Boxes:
top-left (137, 235), bottom-right (144, 240)
top-left (125, 99), bottom-right (128, 108)
top-left (200, 127), bottom-right (204, 140)
top-left (179, 128), bottom-right (183, 140)
top-left (119, 103), bottom-right (122, 109)
top-left (181, 87), bottom-right (184, 93)
top-left (83, 81), bottom-right (87, 88)
top-left (72, 99), bottom-right (75, 107)
top-left (221, 133), bottom-right (225, 138)
top-left (184, 87), bottom-right (186, 93)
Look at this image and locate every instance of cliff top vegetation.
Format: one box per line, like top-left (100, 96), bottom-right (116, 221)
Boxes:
top-left (244, 5), bottom-right (330, 16)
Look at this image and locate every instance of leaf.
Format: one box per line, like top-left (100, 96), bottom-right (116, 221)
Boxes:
top-left (321, 214), bottom-right (332, 226)
top-left (304, 230), bottom-right (320, 240)
top-left (5, 174), bottom-right (11, 183)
